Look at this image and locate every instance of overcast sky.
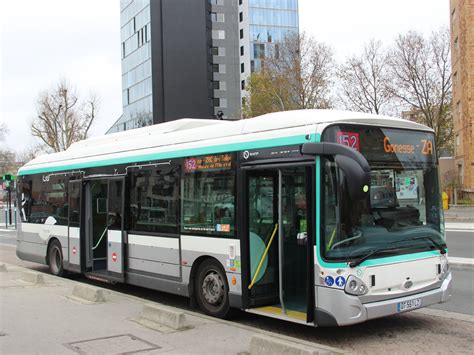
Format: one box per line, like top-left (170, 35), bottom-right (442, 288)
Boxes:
top-left (0, 0), bottom-right (449, 154)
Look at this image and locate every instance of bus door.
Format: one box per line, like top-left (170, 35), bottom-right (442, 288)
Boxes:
top-left (67, 180), bottom-right (83, 273)
top-left (244, 165), bottom-right (314, 323)
top-left (84, 177), bottom-right (125, 281)
top-left (106, 177), bottom-right (125, 281)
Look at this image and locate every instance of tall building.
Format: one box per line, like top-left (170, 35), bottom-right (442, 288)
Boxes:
top-left (108, 0), bottom-right (299, 134)
top-left (450, 0), bottom-right (474, 196)
top-left (239, 0), bottom-right (299, 103)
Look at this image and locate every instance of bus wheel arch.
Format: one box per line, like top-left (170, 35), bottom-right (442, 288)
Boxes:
top-left (46, 238), bottom-right (65, 277)
top-left (190, 256), bottom-right (230, 319)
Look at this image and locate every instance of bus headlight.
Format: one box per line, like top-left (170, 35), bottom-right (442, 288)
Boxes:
top-left (345, 275), bottom-right (369, 296)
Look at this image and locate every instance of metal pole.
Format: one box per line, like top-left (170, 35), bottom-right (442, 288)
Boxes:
top-left (8, 188), bottom-right (12, 225)
top-left (278, 170), bottom-right (286, 314)
top-left (14, 207), bottom-right (17, 228)
top-left (4, 209), bottom-right (7, 228)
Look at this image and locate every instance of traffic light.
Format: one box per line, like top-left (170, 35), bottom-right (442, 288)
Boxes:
top-left (2, 174), bottom-right (12, 181)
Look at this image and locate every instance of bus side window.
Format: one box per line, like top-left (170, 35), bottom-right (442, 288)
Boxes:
top-left (129, 165), bottom-right (180, 234)
top-left (181, 170), bottom-right (235, 237)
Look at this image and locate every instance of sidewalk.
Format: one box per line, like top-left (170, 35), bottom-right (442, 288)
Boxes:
top-left (445, 222), bottom-right (474, 230)
top-left (444, 205), bottom-right (474, 222)
top-left (0, 263), bottom-right (341, 355)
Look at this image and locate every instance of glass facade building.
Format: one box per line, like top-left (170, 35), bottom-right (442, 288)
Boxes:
top-left (108, 0), bottom-right (152, 134)
top-left (248, 0), bottom-right (299, 71)
top-left (239, 0), bottom-right (299, 104)
top-left (107, 0), bottom-right (299, 134)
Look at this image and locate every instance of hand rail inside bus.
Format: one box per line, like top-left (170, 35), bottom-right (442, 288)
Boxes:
top-left (92, 226), bottom-right (108, 251)
top-left (248, 223), bottom-right (278, 290)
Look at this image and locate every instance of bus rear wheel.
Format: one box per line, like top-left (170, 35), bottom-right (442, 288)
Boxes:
top-left (48, 240), bottom-right (65, 277)
top-left (195, 259), bottom-right (230, 319)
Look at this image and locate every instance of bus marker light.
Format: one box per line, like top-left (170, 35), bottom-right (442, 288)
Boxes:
top-left (72, 247), bottom-right (77, 255)
top-left (112, 252), bottom-right (117, 262)
top-left (232, 276), bottom-right (237, 285)
top-left (363, 185), bottom-right (369, 193)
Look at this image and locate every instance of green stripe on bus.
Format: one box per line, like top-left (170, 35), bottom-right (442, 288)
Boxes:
top-left (18, 133), bottom-right (317, 176)
top-left (316, 250), bottom-right (443, 269)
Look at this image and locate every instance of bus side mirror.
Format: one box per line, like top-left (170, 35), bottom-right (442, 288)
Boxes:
top-left (301, 142), bottom-right (370, 201)
top-left (334, 155), bottom-right (370, 200)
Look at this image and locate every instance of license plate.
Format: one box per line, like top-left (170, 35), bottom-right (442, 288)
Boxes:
top-left (397, 298), bottom-right (422, 312)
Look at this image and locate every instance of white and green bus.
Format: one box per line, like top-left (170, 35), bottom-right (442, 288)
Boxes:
top-left (17, 110), bottom-right (451, 326)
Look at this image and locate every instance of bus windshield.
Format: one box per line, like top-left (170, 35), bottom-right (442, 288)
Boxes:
top-left (321, 125), bottom-right (446, 262)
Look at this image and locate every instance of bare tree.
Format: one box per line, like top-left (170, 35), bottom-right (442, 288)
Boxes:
top-left (0, 124), bottom-right (16, 174)
top-left (243, 32), bottom-right (334, 117)
top-left (16, 144), bottom-right (45, 165)
top-left (337, 40), bottom-right (393, 114)
top-left (387, 28), bottom-right (452, 153)
top-left (32, 79), bottom-right (99, 152)
top-left (0, 150), bottom-right (17, 175)
top-left (0, 123), bottom-right (8, 142)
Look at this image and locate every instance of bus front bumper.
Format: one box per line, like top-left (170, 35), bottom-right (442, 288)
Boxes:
top-left (315, 272), bottom-right (452, 327)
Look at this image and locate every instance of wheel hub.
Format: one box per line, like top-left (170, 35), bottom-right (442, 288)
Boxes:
top-left (202, 271), bottom-right (224, 305)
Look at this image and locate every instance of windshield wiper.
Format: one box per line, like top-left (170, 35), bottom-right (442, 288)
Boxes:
top-left (349, 245), bottom-right (401, 268)
top-left (349, 236), bottom-right (446, 268)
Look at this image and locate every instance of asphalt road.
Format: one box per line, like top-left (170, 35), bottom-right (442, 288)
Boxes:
top-left (430, 267), bottom-right (474, 315)
top-left (447, 230), bottom-right (474, 258)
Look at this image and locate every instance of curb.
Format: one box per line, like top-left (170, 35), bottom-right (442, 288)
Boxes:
top-left (20, 272), bottom-right (45, 284)
top-left (70, 284), bottom-right (107, 303)
top-left (449, 257), bottom-right (474, 268)
top-left (139, 303), bottom-right (188, 330)
top-left (445, 224), bottom-right (474, 230)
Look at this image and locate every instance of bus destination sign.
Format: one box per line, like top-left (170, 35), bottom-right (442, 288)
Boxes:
top-left (323, 125), bottom-right (437, 163)
top-left (185, 153), bottom-right (232, 172)
top-left (336, 131), bottom-right (360, 151)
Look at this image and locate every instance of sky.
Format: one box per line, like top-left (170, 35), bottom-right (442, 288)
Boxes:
top-left (0, 0), bottom-right (450, 154)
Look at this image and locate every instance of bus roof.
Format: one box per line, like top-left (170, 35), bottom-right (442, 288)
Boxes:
top-left (18, 109), bottom-right (433, 175)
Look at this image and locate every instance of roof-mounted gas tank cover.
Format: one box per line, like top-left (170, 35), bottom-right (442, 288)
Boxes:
top-left (301, 142), bottom-right (371, 200)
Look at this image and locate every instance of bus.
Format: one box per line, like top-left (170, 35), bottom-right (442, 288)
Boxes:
top-left (16, 110), bottom-right (451, 326)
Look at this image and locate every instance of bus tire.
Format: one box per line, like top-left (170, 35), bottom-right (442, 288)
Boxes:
top-left (195, 258), bottom-right (230, 319)
top-left (48, 239), bottom-right (65, 277)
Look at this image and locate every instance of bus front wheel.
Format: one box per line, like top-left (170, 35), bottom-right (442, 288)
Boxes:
top-left (48, 239), bottom-right (65, 277)
top-left (195, 259), bottom-right (230, 319)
